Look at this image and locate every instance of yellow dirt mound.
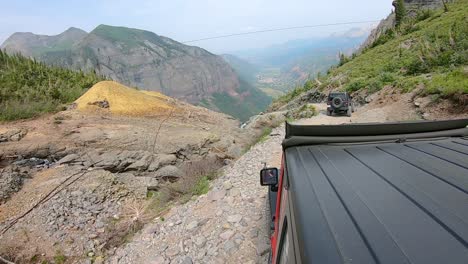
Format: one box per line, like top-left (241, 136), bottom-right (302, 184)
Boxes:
top-left (75, 81), bottom-right (175, 116)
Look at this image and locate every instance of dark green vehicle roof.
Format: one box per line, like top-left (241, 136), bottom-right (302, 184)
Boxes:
top-left (283, 119), bottom-right (468, 264)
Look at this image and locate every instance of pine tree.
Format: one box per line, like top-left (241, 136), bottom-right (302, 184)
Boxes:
top-left (394, 0), bottom-right (406, 27)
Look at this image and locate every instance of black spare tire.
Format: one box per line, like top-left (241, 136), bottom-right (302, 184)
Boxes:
top-left (332, 97), bottom-right (343, 108)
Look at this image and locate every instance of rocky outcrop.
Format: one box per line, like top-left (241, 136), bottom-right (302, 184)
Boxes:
top-left (359, 0), bottom-right (453, 50)
top-left (403, 0), bottom-right (452, 13)
top-left (0, 129), bottom-right (28, 143)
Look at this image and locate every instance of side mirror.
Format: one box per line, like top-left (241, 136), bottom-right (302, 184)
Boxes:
top-left (260, 168), bottom-right (278, 186)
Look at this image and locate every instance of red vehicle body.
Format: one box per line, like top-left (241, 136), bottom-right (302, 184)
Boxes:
top-left (261, 119), bottom-right (468, 264)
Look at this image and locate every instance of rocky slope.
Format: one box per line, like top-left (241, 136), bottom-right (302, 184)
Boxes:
top-left (1, 25), bottom-right (270, 121)
top-left (0, 78), bottom-right (258, 263)
top-left (273, 0), bottom-right (467, 116)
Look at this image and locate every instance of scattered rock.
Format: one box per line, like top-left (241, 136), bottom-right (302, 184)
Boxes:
top-left (256, 241), bottom-right (270, 256)
top-left (223, 181), bottom-right (233, 190)
top-left (194, 236), bottom-right (207, 247)
top-left (151, 256), bottom-right (166, 264)
top-left (227, 214), bottom-right (242, 223)
top-left (181, 256), bottom-right (193, 264)
top-left (88, 100), bottom-right (109, 108)
top-left (165, 246), bottom-right (179, 257)
top-left (186, 220), bottom-right (198, 231)
top-left (207, 189), bottom-right (226, 201)
top-left (219, 230), bottom-right (234, 240)
top-left (229, 188), bottom-right (240, 197)
top-left (223, 240), bottom-right (237, 254)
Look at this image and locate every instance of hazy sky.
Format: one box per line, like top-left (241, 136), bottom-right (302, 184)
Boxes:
top-left (0, 0), bottom-right (393, 53)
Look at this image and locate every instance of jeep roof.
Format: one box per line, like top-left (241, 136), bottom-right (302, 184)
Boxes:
top-left (271, 119), bottom-right (468, 264)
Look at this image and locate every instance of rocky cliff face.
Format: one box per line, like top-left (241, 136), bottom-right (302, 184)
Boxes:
top-left (359, 0), bottom-right (453, 50)
top-left (0, 25), bottom-right (270, 121)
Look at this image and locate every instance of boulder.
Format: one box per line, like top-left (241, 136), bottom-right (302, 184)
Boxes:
top-left (125, 153), bottom-right (153, 171)
top-left (159, 154), bottom-right (177, 166)
top-left (95, 151), bottom-right (121, 170)
top-left (147, 158), bottom-right (161, 172)
top-left (154, 165), bottom-right (183, 180)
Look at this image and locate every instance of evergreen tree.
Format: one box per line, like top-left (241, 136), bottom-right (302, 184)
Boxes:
top-left (0, 49), bottom-right (105, 121)
top-left (394, 0), bottom-right (406, 27)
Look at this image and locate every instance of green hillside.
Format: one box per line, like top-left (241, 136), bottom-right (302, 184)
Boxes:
top-left (275, 0), bottom-right (467, 107)
top-left (0, 49), bottom-right (104, 121)
top-left (200, 79), bottom-right (271, 122)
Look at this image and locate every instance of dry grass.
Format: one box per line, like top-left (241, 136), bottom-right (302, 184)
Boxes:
top-left (75, 81), bottom-right (176, 116)
top-left (102, 198), bottom-right (154, 250)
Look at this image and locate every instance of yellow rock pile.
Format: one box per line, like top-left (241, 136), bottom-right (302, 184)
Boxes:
top-left (75, 81), bottom-right (175, 116)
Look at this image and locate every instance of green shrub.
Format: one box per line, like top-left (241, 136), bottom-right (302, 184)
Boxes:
top-left (416, 9), bottom-right (435, 22)
top-left (379, 72), bottom-right (397, 84)
top-left (345, 78), bottom-right (368, 92)
top-left (426, 68), bottom-right (468, 96)
top-left (371, 29), bottom-right (396, 48)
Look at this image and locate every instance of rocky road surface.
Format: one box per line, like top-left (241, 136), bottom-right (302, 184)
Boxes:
top-left (108, 99), bottom-right (424, 264)
top-left (109, 125), bottom-right (284, 264)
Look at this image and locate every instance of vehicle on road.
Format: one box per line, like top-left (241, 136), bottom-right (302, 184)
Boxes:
top-left (326, 92), bottom-right (354, 117)
top-left (260, 119), bottom-right (468, 264)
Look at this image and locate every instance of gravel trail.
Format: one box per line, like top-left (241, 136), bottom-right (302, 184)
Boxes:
top-left (109, 126), bottom-right (284, 264)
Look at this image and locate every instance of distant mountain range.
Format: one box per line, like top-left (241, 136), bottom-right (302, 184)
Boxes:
top-left (225, 28), bottom-right (369, 97)
top-left (1, 25), bottom-right (270, 121)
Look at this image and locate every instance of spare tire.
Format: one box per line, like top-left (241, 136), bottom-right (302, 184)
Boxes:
top-left (332, 97), bottom-right (343, 108)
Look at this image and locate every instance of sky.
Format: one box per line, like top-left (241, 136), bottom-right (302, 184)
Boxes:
top-left (0, 0), bottom-right (394, 53)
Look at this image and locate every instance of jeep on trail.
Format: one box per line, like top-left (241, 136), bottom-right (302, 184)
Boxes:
top-left (260, 119), bottom-right (468, 264)
top-left (326, 92), bottom-right (354, 117)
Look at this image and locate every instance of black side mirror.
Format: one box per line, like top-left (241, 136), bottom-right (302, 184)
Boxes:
top-left (260, 168), bottom-right (278, 186)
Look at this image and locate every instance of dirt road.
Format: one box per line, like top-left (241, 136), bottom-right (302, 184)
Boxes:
top-left (108, 101), bottom-right (421, 264)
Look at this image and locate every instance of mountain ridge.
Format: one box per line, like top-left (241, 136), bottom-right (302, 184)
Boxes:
top-left (1, 25), bottom-right (270, 121)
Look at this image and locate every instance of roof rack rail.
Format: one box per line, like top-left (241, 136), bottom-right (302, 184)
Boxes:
top-left (283, 119), bottom-right (468, 148)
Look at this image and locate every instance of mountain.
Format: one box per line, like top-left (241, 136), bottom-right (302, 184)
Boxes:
top-left (230, 31), bottom-right (368, 97)
top-left (1, 27), bottom-right (87, 57)
top-left (221, 54), bottom-right (259, 83)
top-left (273, 0), bottom-right (467, 110)
top-left (1, 25), bottom-right (270, 121)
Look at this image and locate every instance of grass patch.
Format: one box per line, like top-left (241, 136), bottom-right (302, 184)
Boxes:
top-left (425, 67), bottom-right (468, 96)
top-left (53, 250), bottom-right (66, 264)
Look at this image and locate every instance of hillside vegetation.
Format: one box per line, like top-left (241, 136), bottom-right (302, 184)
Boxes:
top-left (274, 0), bottom-right (467, 108)
top-left (0, 49), bottom-right (104, 121)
